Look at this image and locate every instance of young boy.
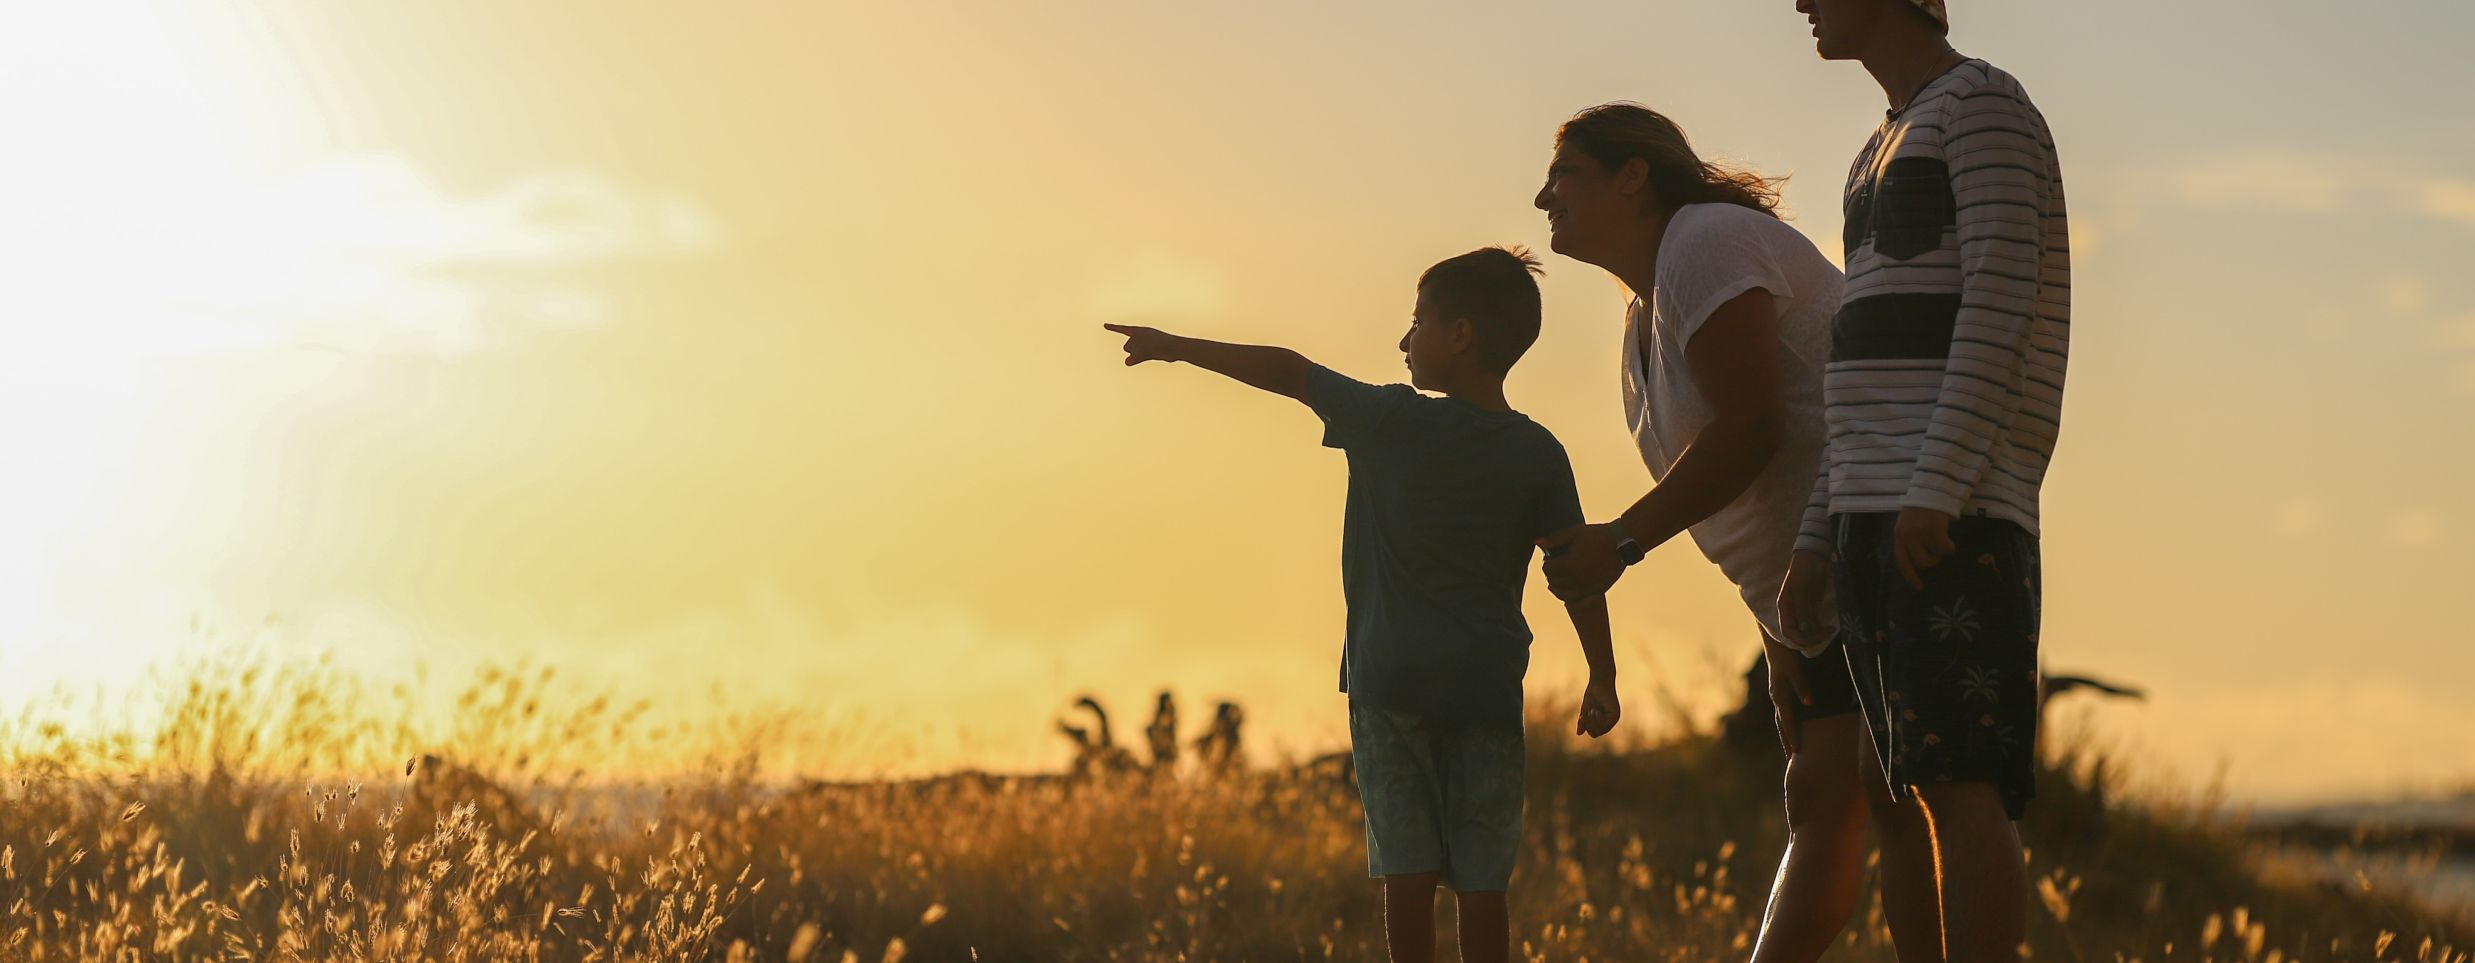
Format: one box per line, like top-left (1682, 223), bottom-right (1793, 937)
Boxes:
top-left (1104, 246), bottom-right (1619, 963)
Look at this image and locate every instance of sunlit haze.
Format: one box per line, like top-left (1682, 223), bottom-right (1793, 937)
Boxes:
top-left (3, 0), bottom-right (2471, 805)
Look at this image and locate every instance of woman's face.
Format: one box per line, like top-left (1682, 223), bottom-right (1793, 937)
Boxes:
top-left (1534, 143), bottom-right (1637, 265)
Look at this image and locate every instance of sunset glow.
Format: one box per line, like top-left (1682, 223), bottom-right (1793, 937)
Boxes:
top-left (0, 0), bottom-right (2469, 808)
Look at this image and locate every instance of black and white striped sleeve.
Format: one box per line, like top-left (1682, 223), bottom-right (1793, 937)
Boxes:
top-left (1901, 87), bottom-right (2053, 517)
top-left (1796, 445), bottom-right (1833, 557)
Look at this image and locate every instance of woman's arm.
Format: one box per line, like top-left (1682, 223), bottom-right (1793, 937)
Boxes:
top-left (1613, 286), bottom-right (1788, 547)
top-left (1539, 287), bottom-right (1789, 601)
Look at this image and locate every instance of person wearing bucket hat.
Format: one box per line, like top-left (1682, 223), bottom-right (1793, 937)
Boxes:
top-left (1781, 2), bottom-right (2072, 963)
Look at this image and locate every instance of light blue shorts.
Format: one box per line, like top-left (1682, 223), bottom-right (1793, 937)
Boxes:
top-left (1348, 702), bottom-right (1525, 892)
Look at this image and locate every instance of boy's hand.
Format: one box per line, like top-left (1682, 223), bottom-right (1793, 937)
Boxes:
top-left (1575, 675), bottom-right (1620, 739)
top-left (1538, 522), bottom-right (1625, 602)
top-left (1892, 506), bottom-right (1958, 589)
top-left (1775, 548), bottom-right (1835, 652)
top-left (1102, 323), bottom-right (1184, 366)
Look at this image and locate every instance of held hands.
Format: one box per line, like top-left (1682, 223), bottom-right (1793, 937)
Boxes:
top-left (1892, 505), bottom-right (1958, 589)
top-left (1575, 674), bottom-right (1620, 739)
top-left (1537, 522), bottom-right (1626, 602)
top-left (1103, 323), bottom-right (1184, 366)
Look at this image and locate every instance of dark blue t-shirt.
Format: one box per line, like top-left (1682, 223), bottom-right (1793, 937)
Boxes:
top-left (1305, 365), bottom-right (1586, 731)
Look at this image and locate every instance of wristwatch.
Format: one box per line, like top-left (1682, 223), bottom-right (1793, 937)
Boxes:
top-left (1610, 522), bottom-right (1646, 567)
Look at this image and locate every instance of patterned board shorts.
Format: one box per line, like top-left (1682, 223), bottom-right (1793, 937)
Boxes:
top-left (1347, 703), bottom-right (1524, 892)
top-left (1834, 511), bottom-right (2042, 819)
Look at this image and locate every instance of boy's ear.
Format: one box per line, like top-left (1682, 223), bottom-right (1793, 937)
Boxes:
top-left (1449, 317), bottom-right (1479, 354)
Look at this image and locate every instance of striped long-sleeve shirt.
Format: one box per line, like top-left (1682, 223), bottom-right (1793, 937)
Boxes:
top-left (1795, 58), bottom-right (2070, 556)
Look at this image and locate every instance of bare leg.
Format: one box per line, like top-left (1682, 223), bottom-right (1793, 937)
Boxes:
top-left (1859, 726), bottom-right (1946, 963)
top-left (1452, 889), bottom-right (1508, 963)
top-left (1383, 872), bottom-right (1440, 963)
top-left (1914, 784), bottom-right (2026, 963)
top-left (1750, 712), bottom-right (1870, 963)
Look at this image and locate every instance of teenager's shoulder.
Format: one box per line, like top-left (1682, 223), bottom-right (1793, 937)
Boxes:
top-left (1937, 59), bottom-right (2049, 115)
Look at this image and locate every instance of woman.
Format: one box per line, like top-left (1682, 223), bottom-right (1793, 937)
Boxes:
top-left (1531, 103), bottom-right (1931, 963)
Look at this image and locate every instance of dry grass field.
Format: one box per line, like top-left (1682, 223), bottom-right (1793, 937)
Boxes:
top-left (1, 655), bottom-right (2466, 961)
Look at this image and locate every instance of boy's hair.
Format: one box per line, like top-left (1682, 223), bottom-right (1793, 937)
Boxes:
top-left (1418, 246), bottom-right (1545, 376)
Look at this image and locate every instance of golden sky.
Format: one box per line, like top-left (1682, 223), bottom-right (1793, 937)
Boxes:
top-left (3, 0), bottom-right (2472, 803)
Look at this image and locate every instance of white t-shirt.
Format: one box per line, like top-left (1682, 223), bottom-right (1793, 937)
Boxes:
top-left (1621, 203), bottom-right (1843, 653)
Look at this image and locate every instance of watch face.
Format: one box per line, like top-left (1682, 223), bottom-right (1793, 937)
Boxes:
top-left (1617, 538), bottom-right (1647, 565)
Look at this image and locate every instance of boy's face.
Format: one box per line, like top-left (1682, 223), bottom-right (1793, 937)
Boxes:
top-left (1535, 143), bottom-right (1636, 265)
top-left (1797, 0), bottom-right (1892, 61)
top-left (1400, 287), bottom-right (1470, 390)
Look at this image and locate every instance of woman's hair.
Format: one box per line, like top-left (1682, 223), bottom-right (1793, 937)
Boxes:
top-left (1555, 104), bottom-right (1785, 218)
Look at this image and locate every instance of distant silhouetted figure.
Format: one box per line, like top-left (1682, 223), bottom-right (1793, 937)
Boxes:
top-left (1056, 695), bottom-right (1138, 777)
top-left (1192, 701), bottom-right (1246, 775)
top-left (407, 753), bottom-right (546, 841)
top-left (2042, 673), bottom-right (2143, 703)
top-left (1146, 690), bottom-right (1180, 771)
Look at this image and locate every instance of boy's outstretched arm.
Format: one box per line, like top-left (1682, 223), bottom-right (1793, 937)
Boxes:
top-left (1567, 594), bottom-right (1621, 738)
top-left (1103, 324), bottom-right (1311, 401)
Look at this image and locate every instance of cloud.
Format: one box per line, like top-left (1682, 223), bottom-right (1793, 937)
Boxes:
top-left (2382, 507), bottom-right (2445, 547)
top-left (2441, 313), bottom-right (2475, 351)
top-left (0, 153), bottom-right (719, 359)
top-left (2140, 150), bottom-right (2475, 394)
top-left (2377, 275), bottom-right (2431, 316)
top-left (2440, 313), bottom-right (2475, 394)
top-left (2170, 150), bottom-right (2352, 215)
top-left (2416, 178), bottom-right (2475, 230)
top-left (2160, 148), bottom-right (2475, 234)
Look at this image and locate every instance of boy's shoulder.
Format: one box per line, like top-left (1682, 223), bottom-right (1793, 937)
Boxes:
top-left (1491, 409), bottom-right (1573, 463)
top-left (1387, 396), bottom-right (1567, 456)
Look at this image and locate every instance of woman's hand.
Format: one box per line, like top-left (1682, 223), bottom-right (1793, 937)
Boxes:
top-left (1775, 548), bottom-right (1835, 652)
top-left (1765, 639), bottom-right (1814, 755)
top-left (1538, 522), bottom-right (1628, 602)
